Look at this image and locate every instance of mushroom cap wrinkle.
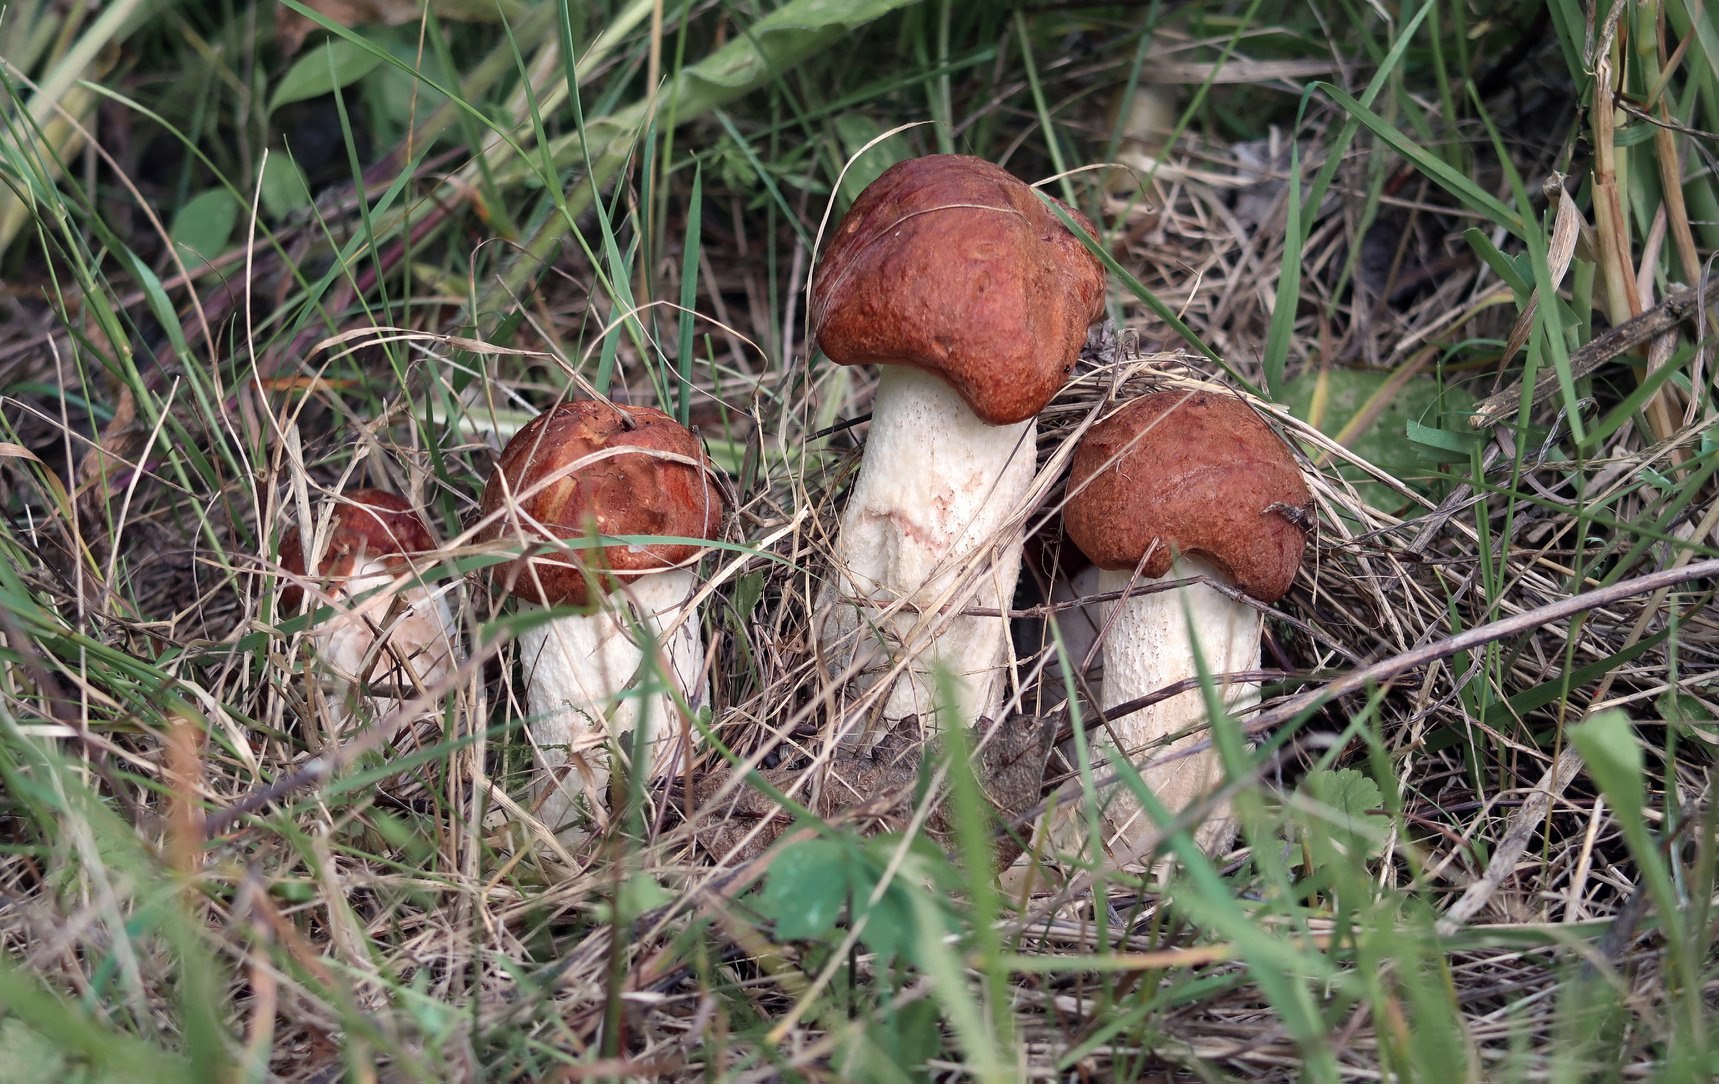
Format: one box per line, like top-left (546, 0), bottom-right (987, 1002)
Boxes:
top-left (811, 153), bottom-right (1108, 425)
top-left (477, 401), bottom-right (724, 608)
top-left (1064, 391), bottom-right (1311, 601)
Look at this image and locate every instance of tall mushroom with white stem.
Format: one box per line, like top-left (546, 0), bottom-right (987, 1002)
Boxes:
top-left (477, 400), bottom-right (724, 845)
top-left (811, 154), bottom-right (1107, 746)
top-left (1054, 390), bottom-right (1312, 869)
top-left (280, 488), bottom-right (460, 738)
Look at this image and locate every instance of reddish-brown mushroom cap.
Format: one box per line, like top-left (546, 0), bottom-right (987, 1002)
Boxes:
top-left (810, 154), bottom-right (1109, 426)
top-left (280, 489), bottom-right (439, 612)
top-left (477, 401), bottom-right (724, 608)
top-left (1063, 392), bottom-right (1312, 602)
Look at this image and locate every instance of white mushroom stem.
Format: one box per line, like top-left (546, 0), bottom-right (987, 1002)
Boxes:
top-left (1051, 554), bottom-right (1257, 869)
top-left (306, 558), bottom-right (461, 735)
top-left (518, 569), bottom-right (707, 842)
top-left (1048, 561), bottom-right (1106, 684)
top-left (821, 366), bottom-right (1037, 746)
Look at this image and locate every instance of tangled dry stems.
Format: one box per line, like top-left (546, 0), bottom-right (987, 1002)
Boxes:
top-left (1, 79), bottom-right (1714, 1079)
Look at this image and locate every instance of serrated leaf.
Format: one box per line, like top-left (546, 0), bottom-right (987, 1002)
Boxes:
top-left (270, 38), bottom-right (384, 113)
top-left (755, 837), bottom-right (850, 941)
top-left (1306, 767), bottom-right (1384, 820)
top-left (1299, 767), bottom-right (1389, 860)
top-left (167, 189), bottom-right (239, 266)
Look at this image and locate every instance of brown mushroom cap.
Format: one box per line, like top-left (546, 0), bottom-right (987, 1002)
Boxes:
top-left (477, 401), bottom-right (724, 608)
top-left (810, 154), bottom-right (1109, 426)
top-left (1063, 391), bottom-right (1312, 602)
top-left (280, 489), bottom-right (439, 612)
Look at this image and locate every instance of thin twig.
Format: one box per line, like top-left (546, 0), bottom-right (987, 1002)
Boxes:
top-left (1471, 275), bottom-right (1719, 427)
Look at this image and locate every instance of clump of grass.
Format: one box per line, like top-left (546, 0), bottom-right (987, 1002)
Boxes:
top-left (1, 0), bottom-right (1715, 1079)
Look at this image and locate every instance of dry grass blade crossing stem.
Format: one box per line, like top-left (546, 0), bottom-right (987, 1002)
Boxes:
top-left (1, 1), bottom-right (1717, 1079)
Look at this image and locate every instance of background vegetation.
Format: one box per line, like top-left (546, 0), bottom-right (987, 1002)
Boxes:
top-left (1, 0), bottom-right (1715, 1079)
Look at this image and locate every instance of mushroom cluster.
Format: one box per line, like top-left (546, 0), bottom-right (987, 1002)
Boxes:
top-left (271, 154), bottom-right (1314, 887)
top-left (810, 153), bottom-right (1108, 746)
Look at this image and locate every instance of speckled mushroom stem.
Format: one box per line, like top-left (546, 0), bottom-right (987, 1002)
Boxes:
top-left (1072, 556), bottom-right (1255, 866)
top-left (1030, 391), bottom-right (1310, 878)
top-left (519, 568), bottom-right (707, 843)
top-left (821, 367), bottom-right (1037, 744)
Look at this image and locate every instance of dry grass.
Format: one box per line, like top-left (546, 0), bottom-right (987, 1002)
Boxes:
top-left (1, 2), bottom-right (1716, 1079)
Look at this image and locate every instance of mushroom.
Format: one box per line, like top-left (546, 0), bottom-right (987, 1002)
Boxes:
top-left (810, 154), bottom-right (1108, 744)
top-left (477, 400), bottom-right (724, 843)
top-left (279, 488), bottom-right (459, 734)
top-left (1054, 390), bottom-right (1311, 868)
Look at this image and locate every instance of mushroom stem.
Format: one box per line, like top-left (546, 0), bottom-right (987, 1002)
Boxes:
top-left (822, 366), bottom-right (1037, 743)
top-left (1058, 555), bottom-right (1256, 868)
top-left (314, 556), bottom-right (464, 700)
top-left (518, 568), bottom-right (707, 842)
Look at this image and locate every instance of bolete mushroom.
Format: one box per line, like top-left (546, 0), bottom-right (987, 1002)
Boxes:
top-left (477, 400), bottom-right (724, 843)
top-left (810, 153), bottom-right (1108, 743)
top-left (1055, 390), bottom-right (1311, 867)
top-left (279, 488), bottom-right (459, 733)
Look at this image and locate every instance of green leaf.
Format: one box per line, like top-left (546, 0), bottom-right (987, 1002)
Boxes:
top-left (363, 37), bottom-right (453, 129)
top-left (1462, 227), bottom-right (1531, 298)
top-left (1281, 368), bottom-right (1476, 512)
top-left (732, 571), bottom-right (765, 620)
top-left (855, 884), bottom-right (917, 965)
top-left (839, 997), bottom-right (940, 1084)
top-left (1570, 710), bottom-right (1644, 820)
top-left (269, 39), bottom-right (383, 114)
top-left (1569, 710), bottom-right (1688, 961)
top-left (258, 154), bottom-right (312, 219)
top-left (755, 837), bottom-right (850, 941)
top-left (619, 872), bottom-right (673, 916)
top-left (1405, 418), bottom-right (1483, 464)
top-left (1262, 126), bottom-right (1305, 398)
top-left (863, 830), bottom-right (962, 895)
top-left (1301, 767), bottom-right (1389, 859)
top-left (1656, 689), bottom-right (1710, 724)
top-left (830, 114), bottom-right (911, 206)
top-left (166, 188), bottom-right (238, 266)
top-left (0, 1017), bottom-right (161, 1084)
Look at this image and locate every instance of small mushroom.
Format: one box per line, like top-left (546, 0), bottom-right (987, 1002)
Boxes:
top-left (477, 400), bottom-right (723, 844)
top-left (1053, 390), bottom-right (1311, 868)
top-left (811, 154), bottom-right (1108, 744)
top-left (279, 488), bottom-right (459, 734)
